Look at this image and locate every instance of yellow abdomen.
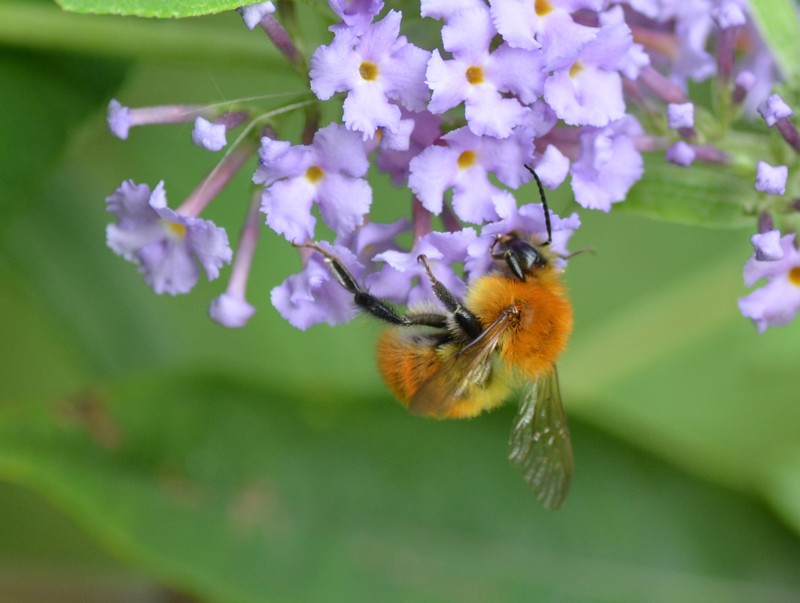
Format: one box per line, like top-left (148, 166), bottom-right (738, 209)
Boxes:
top-left (376, 329), bottom-right (512, 418)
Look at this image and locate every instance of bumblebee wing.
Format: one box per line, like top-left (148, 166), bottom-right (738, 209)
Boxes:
top-left (509, 366), bottom-right (573, 510)
top-left (408, 308), bottom-right (515, 418)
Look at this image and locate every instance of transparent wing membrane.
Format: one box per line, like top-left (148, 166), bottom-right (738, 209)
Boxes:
top-left (509, 367), bottom-right (573, 510)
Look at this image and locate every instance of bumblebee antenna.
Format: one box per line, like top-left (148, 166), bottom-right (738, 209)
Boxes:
top-left (523, 164), bottom-right (552, 246)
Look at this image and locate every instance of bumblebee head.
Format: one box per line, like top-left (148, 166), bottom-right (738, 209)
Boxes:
top-left (490, 165), bottom-right (556, 282)
top-left (491, 233), bottom-right (552, 281)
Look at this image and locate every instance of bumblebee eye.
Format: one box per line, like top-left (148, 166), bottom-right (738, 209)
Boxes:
top-left (504, 240), bottom-right (546, 280)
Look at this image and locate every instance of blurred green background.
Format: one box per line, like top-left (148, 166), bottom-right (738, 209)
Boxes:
top-left (2, 2), bottom-right (800, 602)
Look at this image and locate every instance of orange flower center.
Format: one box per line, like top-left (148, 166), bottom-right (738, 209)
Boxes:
top-left (466, 66), bottom-right (484, 84)
top-left (165, 221), bottom-right (186, 238)
top-left (457, 150), bottom-right (477, 169)
top-left (569, 61), bottom-right (584, 78)
top-left (535, 0), bottom-right (553, 16)
top-left (305, 165), bottom-right (324, 183)
top-left (789, 266), bottom-right (800, 286)
top-left (359, 61), bottom-right (379, 81)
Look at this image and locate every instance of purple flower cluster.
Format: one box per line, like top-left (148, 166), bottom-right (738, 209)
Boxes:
top-left (102, 0), bottom-right (800, 334)
top-left (266, 0), bottom-right (650, 327)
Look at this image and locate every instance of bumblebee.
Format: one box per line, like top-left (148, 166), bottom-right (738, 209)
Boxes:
top-left (303, 166), bottom-right (573, 509)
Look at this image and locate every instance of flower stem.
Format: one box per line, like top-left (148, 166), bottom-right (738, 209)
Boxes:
top-left (178, 140), bottom-right (258, 217)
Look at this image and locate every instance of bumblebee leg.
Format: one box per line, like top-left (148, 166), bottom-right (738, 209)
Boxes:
top-left (404, 308), bottom-right (449, 328)
top-left (417, 255), bottom-right (483, 339)
top-left (298, 243), bottom-right (449, 328)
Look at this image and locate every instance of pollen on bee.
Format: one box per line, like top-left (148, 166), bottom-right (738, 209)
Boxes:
top-left (164, 221), bottom-right (187, 238)
top-left (465, 66), bottom-right (484, 85)
top-left (359, 61), bottom-right (380, 81)
top-left (789, 266), bottom-right (800, 286)
top-left (535, 0), bottom-right (554, 15)
top-left (457, 150), bottom-right (477, 169)
top-left (305, 165), bottom-right (325, 183)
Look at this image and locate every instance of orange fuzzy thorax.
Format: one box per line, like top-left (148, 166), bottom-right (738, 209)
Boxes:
top-left (465, 268), bottom-right (573, 379)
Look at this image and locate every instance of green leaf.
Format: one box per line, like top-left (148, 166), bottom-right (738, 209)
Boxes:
top-left (0, 48), bottom-right (127, 220)
top-left (561, 212), bottom-right (800, 532)
top-left (2, 372), bottom-right (800, 602)
top-left (56, 0), bottom-right (245, 18)
top-left (0, 34), bottom-right (130, 402)
top-left (616, 154), bottom-right (753, 227)
top-left (0, 257), bottom-right (91, 403)
top-left (0, 2), bottom-right (283, 69)
top-left (768, 452), bottom-right (800, 537)
top-left (748, 0), bottom-right (800, 86)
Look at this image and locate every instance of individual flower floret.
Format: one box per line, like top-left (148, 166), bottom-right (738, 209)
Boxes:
top-left (408, 125), bottom-right (534, 223)
top-left (597, 6), bottom-right (650, 80)
top-left (756, 93), bottom-right (800, 153)
top-left (107, 100), bottom-right (206, 140)
top-left (310, 10), bottom-right (431, 139)
top-left (209, 293), bottom-right (256, 328)
top-left (372, 114), bottom-right (416, 152)
top-left (754, 161), bottom-right (788, 195)
top-left (488, 0), bottom-right (597, 65)
top-left (711, 1), bottom-right (746, 29)
top-left (523, 99), bottom-right (559, 138)
top-left (366, 228), bottom-right (478, 306)
top-left (667, 102), bottom-right (695, 129)
top-left (739, 233), bottom-right (800, 332)
top-left (237, 2), bottom-right (276, 30)
top-left (328, 0), bottom-right (384, 33)
top-left (665, 141), bottom-right (696, 166)
top-left (271, 242), bottom-right (365, 329)
top-left (192, 117), bottom-right (227, 151)
top-left (106, 180), bottom-right (232, 295)
top-left (420, 0), bottom-right (486, 21)
top-left (533, 144), bottom-right (570, 189)
top-left (425, 5), bottom-right (545, 138)
top-left (254, 123), bottom-right (372, 242)
top-left (751, 229), bottom-right (784, 262)
top-left (340, 218), bottom-right (411, 263)
top-left (543, 15), bottom-right (643, 127)
top-left (734, 70), bottom-right (756, 100)
top-left (570, 115), bottom-right (645, 211)
top-left (208, 195), bottom-right (262, 328)
top-left (758, 93), bottom-right (793, 127)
